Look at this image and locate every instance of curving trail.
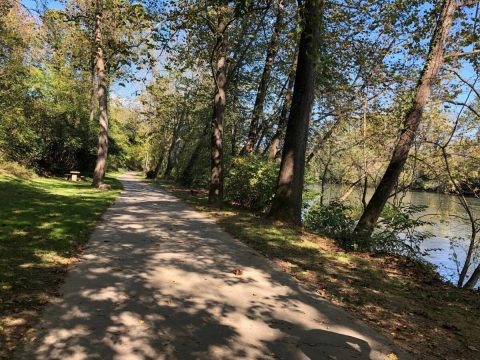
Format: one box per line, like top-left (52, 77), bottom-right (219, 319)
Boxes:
top-left (16, 173), bottom-right (408, 360)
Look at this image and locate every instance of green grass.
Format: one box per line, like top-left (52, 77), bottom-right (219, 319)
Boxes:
top-left (0, 173), bottom-right (122, 357)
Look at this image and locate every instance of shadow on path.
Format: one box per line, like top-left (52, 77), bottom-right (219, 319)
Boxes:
top-left (15, 174), bottom-right (408, 360)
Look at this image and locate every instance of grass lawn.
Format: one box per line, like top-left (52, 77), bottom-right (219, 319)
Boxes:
top-left (0, 172), bottom-right (122, 359)
top-left (154, 179), bottom-right (480, 360)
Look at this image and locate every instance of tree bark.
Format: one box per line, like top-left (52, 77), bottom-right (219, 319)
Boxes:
top-left (89, 51), bottom-right (96, 124)
top-left (163, 113), bottom-right (184, 179)
top-left (92, 0), bottom-right (108, 188)
top-left (268, 0), bottom-right (323, 224)
top-left (361, 95), bottom-right (368, 209)
top-left (241, 1), bottom-right (284, 155)
top-left (254, 123), bottom-right (268, 154)
top-left (305, 118), bottom-right (341, 164)
top-left (152, 153), bottom-right (164, 179)
top-left (319, 156), bottom-right (331, 206)
top-left (208, 2), bottom-right (229, 205)
top-left (338, 175), bottom-right (365, 202)
top-left (163, 138), bottom-right (177, 178)
top-left (351, 0), bottom-right (458, 241)
top-left (180, 121), bottom-right (209, 186)
top-left (266, 54), bottom-right (297, 161)
top-left (231, 117), bottom-right (238, 156)
top-left (464, 265), bottom-right (480, 289)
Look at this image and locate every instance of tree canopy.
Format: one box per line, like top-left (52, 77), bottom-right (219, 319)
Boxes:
top-left (1, 0), bottom-right (479, 288)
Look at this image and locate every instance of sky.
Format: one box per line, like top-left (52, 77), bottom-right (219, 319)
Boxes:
top-left (20, 0), bottom-right (148, 100)
top-left (19, 0), bottom-right (480, 115)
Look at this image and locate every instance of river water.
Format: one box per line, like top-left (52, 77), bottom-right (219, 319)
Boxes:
top-left (314, 184), bottom-right (480, 285)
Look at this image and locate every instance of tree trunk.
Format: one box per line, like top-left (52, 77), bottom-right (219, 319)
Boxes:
top-left (164, 109), bottom-right (186, 178)
top-left (180, 122), bottom-right (209, 186)
top-left (150, 153), bottom-right (164, 179)
top-left (208, 2), bottom-right (229, 205)
top-left (163, 138), bottom-right (177, 179)
top-left (338, 175), bottom-right (365, 202)
top-left (89, 52), bottom-right (96, 124)
top-left (351, 0), bottom-right (458, 241)
top-left (268, 0), bottom-right (323, 224)
top-left (266, 55), bottom-right (297, 161)
top-left (254, 123), bottom-right (268, 154)
top-left (241, 1), bottom-right (283, 155)
top-left (230, 86), bottom-right (239, 157)
top-left (439, 147), bottom-right (479, 288)
top-left (319, 157), bottom-right (331, 206)
top-left (92, 1), bottom-right (108, 188)
top-left (231, 117), bottom-right (238, 156)
top-left (305, 118), bottom-right (341, 164)
top-left (361, 95), bottom-right (368, 209)
top-left (464, 265), bottom-right (480, 289)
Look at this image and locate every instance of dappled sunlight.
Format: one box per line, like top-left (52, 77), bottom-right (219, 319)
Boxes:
top-left (16, 175), bottom-right (403, 359)
top-left (159, 180), bottom-right (480, 359)
top-left (0, 174), bottom-right (122, 357)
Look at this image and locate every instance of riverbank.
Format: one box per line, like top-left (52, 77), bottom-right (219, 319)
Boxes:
top-left (154, 179), bottom-right (480, 360)
top-left (0, 172), bottom-right (122, 359)
top-left (323, 180), bottom-right (479, 198)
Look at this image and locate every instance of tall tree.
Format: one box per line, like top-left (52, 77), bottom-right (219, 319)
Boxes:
top-left (266, 53), bottom-right (296, 160)
top-left (163, 110), bottom-right (186, 178)
top-left (208, 0), bottom-right (230, 205)
top-left (92, 0), bottom-right (108, 187)
top-left (241, 0), bottom-right (284, 155)
top-left (268, 0), bottom-right (323, 223)
top-left (180, 121), bottom-right (209, 186)
top-left (351, 0), bottom-right (460, 242)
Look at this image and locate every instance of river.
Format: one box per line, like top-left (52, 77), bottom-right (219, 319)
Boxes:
top-left (314, 184), bottom-right (480, 286)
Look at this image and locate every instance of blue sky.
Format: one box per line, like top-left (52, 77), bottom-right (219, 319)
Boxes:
top-left (21, 0), bottom-right (147, 100)
top-left (22, 0), bottom-right (63, 11)
top-left (20, 0), bottom-right (479, 111)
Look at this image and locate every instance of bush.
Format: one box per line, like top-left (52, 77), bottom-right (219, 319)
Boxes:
top-left (0, 160), bottom-right (36, 179)
top-left (145, 170), bottom-right (156, 179)
top-left (224, 156), bottom-right (279, 210)
top-left (371, 204), bottom-right (432, 257)
top-left (304, 201), bottom-right (355, 239)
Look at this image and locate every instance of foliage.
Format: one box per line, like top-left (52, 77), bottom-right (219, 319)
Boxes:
top-left (224, 156), bottom-right (279, 210)
top-left (304, 201), bottom-right (355, 239)
top-left (0, 1), bottom-right (150, 175)
top-left (371, 204), bottom-right (433, 257)
top-left (0, 3), bottom-right (94, 173)
top-left (0, 0), bottom-right (478, 286)
top-left (0, 161), bottom-right (36, 179)
top-left (304, 200), bottom-right (433, 258)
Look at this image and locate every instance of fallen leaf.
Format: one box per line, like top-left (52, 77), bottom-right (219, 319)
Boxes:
top-left (232, 268), bottom-right (243, 276)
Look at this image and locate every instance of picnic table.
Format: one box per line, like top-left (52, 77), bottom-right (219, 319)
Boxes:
top-left (64, 171), bottom-right (81, 181)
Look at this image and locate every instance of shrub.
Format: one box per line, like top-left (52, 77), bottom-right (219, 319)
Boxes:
top-left (0, 160), bottom-right (36, 179)
top-left (224, 156), bottom-right (279, 211)
top-left (371, 204), bottom-right (432, 257)
top-left (304, 201), bottom-right (355, 239)
top-left (145, 170), bottom-right (156, 179)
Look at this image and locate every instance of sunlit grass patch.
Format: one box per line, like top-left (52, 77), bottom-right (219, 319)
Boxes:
top-left (0, 172), bottom-right (122, 358)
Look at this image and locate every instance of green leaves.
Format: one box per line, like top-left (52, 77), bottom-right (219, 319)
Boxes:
top-left (372, 204), bottom-right (433, 257)
top-left (225, 156), bottom-right (279, 210)
top-left (304, 201), bottom-right (355, 239)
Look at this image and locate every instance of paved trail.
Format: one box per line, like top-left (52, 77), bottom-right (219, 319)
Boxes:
top-left (16, 173), bottom-right (408, 360)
